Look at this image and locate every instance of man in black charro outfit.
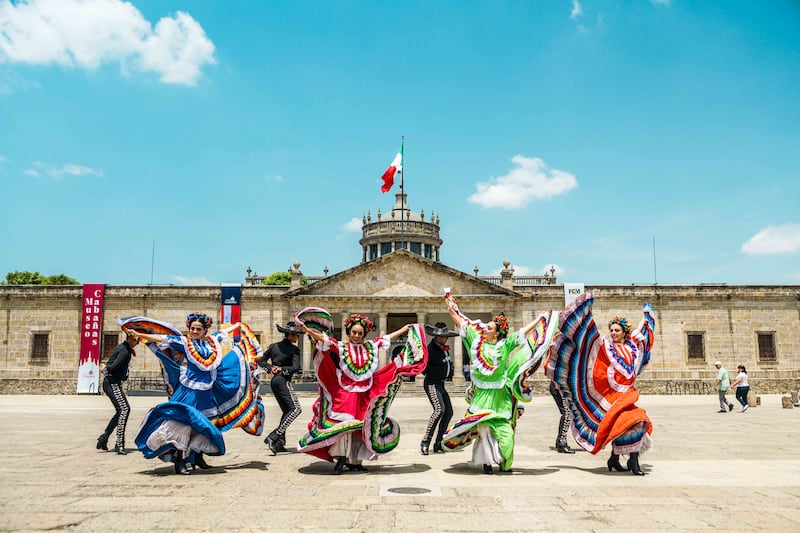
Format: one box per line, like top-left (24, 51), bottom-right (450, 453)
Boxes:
top-left (420, 322), bottom-right (457, 455)
top-left (254, 321), bottom-right (303, 455)
top-left (97, 332), bottom-right (138, 454)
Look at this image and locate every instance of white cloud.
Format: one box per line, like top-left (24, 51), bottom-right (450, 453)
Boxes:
top-left (570, 0), bottom-right (583, 20)
top-left (24, 161), bottom-right (103, 178)
top-left (265, 175), bottom-right (284, 184)
top-left (342, 217), bottom-right (363, 233)
top-left (172, 275), bottom-right (214, 285)
top-left (468, 155), bottom-right (578, 210)
top-left (741, 224), bottom-right (800, 255)
top-left (0, 0), bottom-right (215, 86)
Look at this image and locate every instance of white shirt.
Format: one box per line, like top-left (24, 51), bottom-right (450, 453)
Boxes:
top-left (735, 371), bottom-right (749, 387)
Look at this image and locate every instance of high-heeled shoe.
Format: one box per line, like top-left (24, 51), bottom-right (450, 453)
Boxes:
top-left (420, 441), bottom-right (430, 455)
top-left (433, 442), bottom-right (445, 453)
top-left (333, 456), bottom-right (346, 475)
top-left (174, 452), bottom-right (190, 475)
top-left (627, 452), bottom-right (645, 476)
top-left (114, 444), bottom-right (127, 455)
top-left (607, 452), bottom-right (627, 472)
top-left (96, 434), bottom-right (108, 451)
top-left (193, 452), bottom-right (212, 470)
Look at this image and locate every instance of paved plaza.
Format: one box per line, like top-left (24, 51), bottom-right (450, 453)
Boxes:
top-left (1, 391), bottom-right (799, 532)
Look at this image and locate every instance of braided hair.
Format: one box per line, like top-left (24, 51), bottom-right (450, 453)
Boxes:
top-left (344, 313), bottom-right (374, 335)
top-left (186, 312), bottom-right (213, 329)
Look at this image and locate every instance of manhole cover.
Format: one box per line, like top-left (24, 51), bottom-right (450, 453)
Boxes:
top-left (386, 487), bottom-right (431, 495)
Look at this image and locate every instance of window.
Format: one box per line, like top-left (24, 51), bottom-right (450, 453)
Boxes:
top-left (30, 333), bottom-right (49, 365)
top-left (369, 244), bottom-right (378, 260)
top-left (380, 242), bottom-right (392, 256)
top-left (410, 242), bottom-right (421, 255)
top-left (687, 332), bottom-right (705, 361)
top-left (395, 241), bottom-right (407, 251)
top-left (424, 244), bottom-right (433, 259)
top-left (757, 332), bottom-right (776, 362)
top-left (102, 333), bottom-right (120, 361)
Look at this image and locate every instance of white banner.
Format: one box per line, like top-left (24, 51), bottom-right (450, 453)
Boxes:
top-left (564, 283), bottom-right (585, 306)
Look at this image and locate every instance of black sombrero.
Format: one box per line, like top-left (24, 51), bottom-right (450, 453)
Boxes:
top-left (276, 321), bottom-right (303, 334)
top-left (424, 322), bottom-right (459, 338)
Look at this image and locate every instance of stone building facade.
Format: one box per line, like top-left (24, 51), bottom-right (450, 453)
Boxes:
top-left (1, 249), bottom-right (799, 395)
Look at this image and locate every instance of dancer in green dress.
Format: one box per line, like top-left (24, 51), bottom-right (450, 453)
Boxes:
top-left (441, 291), bottom-right (558, 473)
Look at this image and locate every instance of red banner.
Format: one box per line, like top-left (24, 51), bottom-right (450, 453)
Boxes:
top-left (77, 284), bottom-right (105, 394)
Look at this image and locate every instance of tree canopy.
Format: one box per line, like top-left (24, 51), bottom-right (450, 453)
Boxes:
top-left (261, 270), bottom-right (307, 286)
top-left (3, 271), bottom-right (79, 285)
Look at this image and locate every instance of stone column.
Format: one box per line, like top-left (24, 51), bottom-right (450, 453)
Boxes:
top-left (378, 312), bottom-right (388, 367)
top-left (452, 337), bottom-right (464, 384)
top-left (301, 334), bottom-right (312, 379)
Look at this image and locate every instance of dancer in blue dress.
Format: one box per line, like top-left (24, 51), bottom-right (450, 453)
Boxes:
top-left (123, 312), bottom-right (264, 475)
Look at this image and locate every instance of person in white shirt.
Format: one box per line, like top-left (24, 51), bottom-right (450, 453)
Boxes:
top-left (731, 365), bottom-right (750, 412)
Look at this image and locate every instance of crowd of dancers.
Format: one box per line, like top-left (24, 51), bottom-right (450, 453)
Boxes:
top-left (97, 290), bottom-right (656, 476)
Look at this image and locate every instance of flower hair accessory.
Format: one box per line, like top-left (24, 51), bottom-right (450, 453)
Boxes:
top-left (492, 313), bottom-right (509, 337)
top-left (344, 313), bottom-right (374, 334)
top-left (608, 316), bottom-right (632, 335)
top-left (186, 312), bottom-right (213, 329)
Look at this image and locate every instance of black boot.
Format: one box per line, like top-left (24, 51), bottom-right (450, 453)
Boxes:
top-left (194, 452), bottom-right (212, 470)
top-left (607, 452), bottom-right (627, 472)
top-left (627, 452), bottom-right (645, 476)
top-left (265, 435), bottom-right (280, 456)
top-left (420, 441), bottom-right (430, 455)
top-left (333, 456), bottom-right (346, 475)
top-left (174, 451), bottom-right (190, 475)
top-left (482, 464), bottom-right (493, 475)
top-left (556, 440), bottom-right (576, 454)
top-left (115, 444), bottom-right (127, 455)
top-left (96, 434), bottom-right (108, 451)
top-left (433, 441), bottom-right (445, 453)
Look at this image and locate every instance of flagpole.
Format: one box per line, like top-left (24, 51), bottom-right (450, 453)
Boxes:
top-left (400, 135), bottom-right (405, 250)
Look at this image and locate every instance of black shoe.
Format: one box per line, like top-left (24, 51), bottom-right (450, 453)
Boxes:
top-left (174, 459), bottom-right (190, 475)
top-left (607, 452), bottom-right (627, 472)
top-left (333, 457), bottom-right (346, 475)
top-left (193, 453), bottom-right (212, 470)
top-left (556, 442), bottom-right (576, 454)
top-left (96, 434), bottom-right (108, 451)
top-left (498, 468), bottom-right (513, 474)
top-left (265, 436), bottom-right (279, 456)
top-left (433, 442), bottom-right (445, 453)
top-left (627, 452), bottom-right (645, 476)
top-left (420, 441), bottom-right (430, 455)
top-left (115, 444), bottom-right (127, 455)
top-left (482, 464), bottom-right (493, 475)
top-left (728, 403), bottom-right (734, 412)
top-left (346, 463), bottom-right (368, 472)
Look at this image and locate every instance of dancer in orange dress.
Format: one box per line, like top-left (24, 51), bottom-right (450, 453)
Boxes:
top-left (546, 292), bottom-right (655, 475)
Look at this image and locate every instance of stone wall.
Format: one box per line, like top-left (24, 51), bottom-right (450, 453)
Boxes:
top-left (1, 283), bottom-right (798, 394)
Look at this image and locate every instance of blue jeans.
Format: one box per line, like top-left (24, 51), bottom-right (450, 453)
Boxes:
top-left (735, 386), bottom-right (750, 407)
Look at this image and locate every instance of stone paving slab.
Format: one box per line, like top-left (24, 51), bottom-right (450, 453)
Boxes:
top-left (1, 393), bottom-right (799, 532)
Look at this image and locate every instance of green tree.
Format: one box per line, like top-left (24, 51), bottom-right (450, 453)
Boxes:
top-left (261, 270), bottom-right (308, 286)
top-left (4, 271), bottom-right (79, 285)
top-left (261, 271), bottom-right (292, 285)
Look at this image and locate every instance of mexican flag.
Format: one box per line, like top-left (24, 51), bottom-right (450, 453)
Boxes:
top-left (380, 143), bottom-right (403, 193)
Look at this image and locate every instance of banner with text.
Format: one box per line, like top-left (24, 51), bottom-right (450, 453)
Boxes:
top-left (77, 284), bottom-right (105, 394)
top-left (564, 282), bottom-right (585, 306)
top-left (221, 284), bottom-right (242, 339)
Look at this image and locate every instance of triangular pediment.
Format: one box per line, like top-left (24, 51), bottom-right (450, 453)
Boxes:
top-left (285, 250), bottom-right (517, 298)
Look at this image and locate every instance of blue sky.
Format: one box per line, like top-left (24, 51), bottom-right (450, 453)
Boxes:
top-left (1, 0), bottom-right (798, 286)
